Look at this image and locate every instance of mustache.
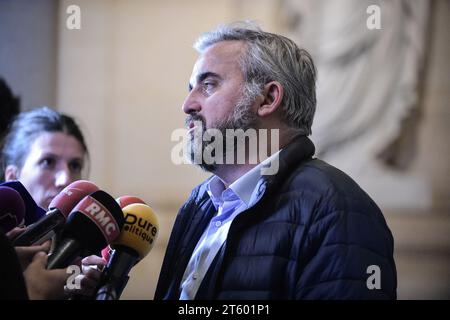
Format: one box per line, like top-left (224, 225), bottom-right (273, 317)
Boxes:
top-left (185, 113), bottom-right (205, 127)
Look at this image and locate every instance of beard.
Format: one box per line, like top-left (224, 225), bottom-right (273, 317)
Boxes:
top-left (185, 94), bottom-right (258, 173)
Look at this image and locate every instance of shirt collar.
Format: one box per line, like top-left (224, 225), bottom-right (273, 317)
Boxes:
top-left (206, 150), bottom-right (281, 207)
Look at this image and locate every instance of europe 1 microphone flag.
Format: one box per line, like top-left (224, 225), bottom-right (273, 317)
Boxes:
top-left (95, 203), bottom-right (159, 300)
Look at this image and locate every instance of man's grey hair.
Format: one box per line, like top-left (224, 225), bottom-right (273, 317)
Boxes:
top-left (194, 22), bottom-right (317, 136)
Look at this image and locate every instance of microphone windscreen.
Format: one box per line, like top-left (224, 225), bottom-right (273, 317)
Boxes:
top-left (0, 186), bottom-right (26, 233)
top-left (0, 181), bottom-right (45, 225)
top-left (49, 180), bottom-right (99, 217)
top-left (99, 196), bottom-right (146, 262)
top-left (116, 196), bottom-right (146, 208)
top-left (112, 203), bottom-right (159, 259)
top-left (64, 190), bottom-right (125, 254)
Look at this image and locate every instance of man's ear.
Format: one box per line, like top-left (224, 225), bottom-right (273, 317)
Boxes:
top-left (4, 165), bottom-right (19, 181)
top-left (257, 81), bottom-right (284, 117)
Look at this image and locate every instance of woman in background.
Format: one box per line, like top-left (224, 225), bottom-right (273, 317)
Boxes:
top-left (1, 106), bottom-right (89, 217)
top-left (0, 106), bottom-right (90, 300)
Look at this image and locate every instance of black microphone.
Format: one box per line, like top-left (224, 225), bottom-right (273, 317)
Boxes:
top-left (47, 190), bottom-right (125, 270)
top-left (0, 186), bottom-right (26, 233)
top-left (95, 203), bottom-right (159, 300)
top-left (12, 180), bottom-right (99, 246)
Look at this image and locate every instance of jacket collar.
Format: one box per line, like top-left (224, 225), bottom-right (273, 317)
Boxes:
top-left (263, 134), bottom-right (315, 189)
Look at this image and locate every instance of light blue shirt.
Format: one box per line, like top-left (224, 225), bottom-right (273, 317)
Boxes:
top-left (179, 151), bottom-right (280, 300)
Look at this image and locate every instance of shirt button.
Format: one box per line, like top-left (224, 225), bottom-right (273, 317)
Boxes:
top-left (192, 273), bottom-right (198, 280)
top-left (215, 221), bottom-right (222, 227)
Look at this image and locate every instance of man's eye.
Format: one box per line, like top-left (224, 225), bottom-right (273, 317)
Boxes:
top-left (202, 81), bottom-right (216, 93)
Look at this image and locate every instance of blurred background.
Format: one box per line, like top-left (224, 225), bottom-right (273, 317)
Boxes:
top-left (0, 0), bottom-right (448, 299)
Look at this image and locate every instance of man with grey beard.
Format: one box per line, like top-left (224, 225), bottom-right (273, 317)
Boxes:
top-left (156, 22), bottom-right (397, 300)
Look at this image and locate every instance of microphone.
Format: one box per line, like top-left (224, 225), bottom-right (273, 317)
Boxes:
top-left (116, 195), bottom-right (146, 208)
top-left (68, 194), bottom-right (145, 301)
top-left (0, 181), bottom-right (45, 225)
top-left (12, 180), bottom-right (99, 246)
top-left (95, 203), bottom-right (159, 300)
top-left (101, 195), bottom-right (147, 262)
top-left (0, 186), bottom-right (26, 233)
top-left (47, 190), bottom-right (125, 269)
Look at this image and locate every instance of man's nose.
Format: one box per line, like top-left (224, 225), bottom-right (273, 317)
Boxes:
top-left (182, 90), bottom-right (201, 114)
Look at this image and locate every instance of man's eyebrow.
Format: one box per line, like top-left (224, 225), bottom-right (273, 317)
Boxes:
top-left (188, 72), bottom-right (221, 92)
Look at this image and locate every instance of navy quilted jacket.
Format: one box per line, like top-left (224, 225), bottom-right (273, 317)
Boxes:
top-left (155, 136), bottom-right (397, 299)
